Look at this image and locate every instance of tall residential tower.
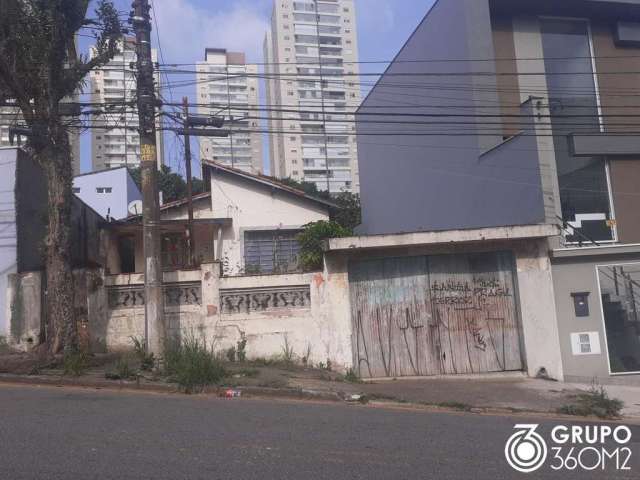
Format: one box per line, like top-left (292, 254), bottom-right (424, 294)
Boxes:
top-left (264, 0), bottom-right (361, 193)
top-left (196, 49), bottom-right (263, 173)
top-left (89, 37), bottom-right (164, 170)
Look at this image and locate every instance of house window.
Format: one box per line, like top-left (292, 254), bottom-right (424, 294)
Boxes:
top-left (244, 230), bottom-right (302, 274)
top-left (597, 264), bottom-right (640, 372)
top-left (540, 19), bottom-right (614, 242)
top-left (118, 236), bottom-right (136, 274)
top-left (96, 187), bottom-right (113, 194)
top-left (72, 187), bottom-right (80, 194)
top-left (571, 292), bottom-right (590, 317)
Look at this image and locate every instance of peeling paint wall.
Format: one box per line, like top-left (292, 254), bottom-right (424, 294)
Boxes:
top-left (89, 262), bottom-right (354, 369)
top-left (6, 272), bottom-right (42, 350)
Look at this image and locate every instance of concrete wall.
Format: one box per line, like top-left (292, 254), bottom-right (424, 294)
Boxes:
top-left (331, 236), bottom-right (564, 380)
top-left (90, 263), bottom-right (354, 369)
top-left (552, 250), bottom-right (640, 385)
top-left (0, 148), bottom-right (18, 337)
top-left (73, 167), bottom-right (142, 220)
top-left (6, 271), bottom-right (42, 349)
top-left (356, 0), bottom-right (546, 236)
top-left (209, 171), bottom-right (329, 275)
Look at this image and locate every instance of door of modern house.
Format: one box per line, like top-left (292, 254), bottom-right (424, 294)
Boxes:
top-left (348, 251), bottom-right (524, 378)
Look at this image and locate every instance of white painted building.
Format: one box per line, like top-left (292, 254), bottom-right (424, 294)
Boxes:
top-left (105, 160), bottom-right (334, 277)
top-left (196, 49), bottom-right (263, 174)
top-left (89, 37), bottom-right (164, 171)
top-left (264, 0), bottom-right (361, 193)
top-left (73, 167), bottom-right (142, 220)
top-left (0, 101), bottom-right (81, 175)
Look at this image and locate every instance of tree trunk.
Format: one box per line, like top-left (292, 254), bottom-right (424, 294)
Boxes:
top-left (35, 131), bottom-right (77, 355)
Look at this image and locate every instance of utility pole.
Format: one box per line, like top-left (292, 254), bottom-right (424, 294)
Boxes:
top-left (182, 97), bottom-right (195, 267)
top-left (131, 0), bottom-right (165, 356)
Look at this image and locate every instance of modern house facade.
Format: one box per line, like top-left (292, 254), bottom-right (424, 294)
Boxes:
top-left (352, 0), bottom-right (640, 384)
top-left (196, 49), bottom-right (263, 174)
top-left (73, 167), bottom-right (142, 220)
top-left (89, 37), bottom-right (164, 171)
top-left (264, 0), bottom-right (361, 193)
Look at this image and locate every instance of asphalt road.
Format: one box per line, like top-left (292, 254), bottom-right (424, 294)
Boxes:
top-left (0, 384), bottom-right (637, 480)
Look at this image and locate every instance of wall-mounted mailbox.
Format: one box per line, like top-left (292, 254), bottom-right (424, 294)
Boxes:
top-left (571, 292), bottom-right (590, 317)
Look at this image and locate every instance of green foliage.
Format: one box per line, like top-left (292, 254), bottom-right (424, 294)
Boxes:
top-left (276, 178), bottom-right (361, 230)
top-left (331, 192), bottom-right (361, 230)
top-left (225, 345), bottom-right (236, 363)
top-left (558, 384), bottom-right (624, 419)
top-left (63, 352), bottom-right (89, 377)
top-left (164, 335), bottom-right (227, 394)
top-left (343, 368), bottom-right (362, 384)
top-left (131, 337), bottom-right (155, 371)
top-left (128, 165), bottom-right (205, 204)
top-left (236, 336), bottom-right (247, 362)
top-left (106, 355), bottom-right (135, 381)
top-left (297, 221), bottom-right (352, 271)
top-left (281, 335), bottom-right (295, 365)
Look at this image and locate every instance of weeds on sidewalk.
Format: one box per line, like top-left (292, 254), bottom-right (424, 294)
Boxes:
top-left (63, 352), bottom-right (89, 377)
top-left (105, 355), bottom-right (136, 381)
top-left (164, 334), bottom-right (226, 394)
top-left (131, 337), bottom-right (155, 371)
top-left (558, 384), bottom-right (624, 419)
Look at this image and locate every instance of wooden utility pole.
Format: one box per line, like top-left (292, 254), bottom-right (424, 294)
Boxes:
top-left (131, 0), bottom-right (165, 356)
top-left (182, 97), bottom-right (195, 266)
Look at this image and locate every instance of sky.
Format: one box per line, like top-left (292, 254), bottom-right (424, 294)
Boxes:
top-left (79, 0), bottom-right (436, 176)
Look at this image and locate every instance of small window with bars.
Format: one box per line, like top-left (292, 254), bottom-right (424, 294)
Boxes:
top-left (579, 334), bottom-right (592, 354)
top-left (244, 230), bottom-right (302, 275)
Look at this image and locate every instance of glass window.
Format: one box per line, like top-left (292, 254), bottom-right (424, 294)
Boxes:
top-left (244, 230), bottom-right (302, 274)
top-left (540, 19), bottom-right (614, 242)
top-left (597, 264), bottom-right (640, 373)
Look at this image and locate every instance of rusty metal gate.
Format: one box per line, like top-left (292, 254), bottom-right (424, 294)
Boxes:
top-left (349, 251), bottom-right (524, 378)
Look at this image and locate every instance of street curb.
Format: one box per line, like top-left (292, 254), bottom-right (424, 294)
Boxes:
top-left (0, 374), bottom-right (635, 424)
top-left (0, 373), bottom-right (344, 402)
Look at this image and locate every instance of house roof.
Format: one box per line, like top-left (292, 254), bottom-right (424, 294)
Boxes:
top-left (124, 191), bottom-right (212, 221)
top-left (73, 165), bottom-right (129, 179)
top-left (202, 160), bottom-right (339, 209)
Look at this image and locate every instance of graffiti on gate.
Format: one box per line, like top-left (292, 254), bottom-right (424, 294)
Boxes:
top-left (353, 276), bottom-right (516, 377)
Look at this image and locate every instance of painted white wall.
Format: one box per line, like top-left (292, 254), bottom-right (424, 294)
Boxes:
top-left (0, 148), bottom-right (18, 337)
top-left (209, 172), bottom-right (330, 275)
top-left (73, 167), bottom-right (141, 220)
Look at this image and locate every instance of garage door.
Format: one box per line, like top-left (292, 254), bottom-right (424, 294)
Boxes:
top-left (349, 251), bottom-right (524, 378)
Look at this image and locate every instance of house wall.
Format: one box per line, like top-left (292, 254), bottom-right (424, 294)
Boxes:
top-left (73, 168), bottom-right (142, 220)
top-left (552, 251), bottom-right (640, 386)
top-left (356, 0), bottom-right (546, 236)
top-left (209, 172), bottom-right (329, 275)
top-left (0, 148), bottom-right (18, 337)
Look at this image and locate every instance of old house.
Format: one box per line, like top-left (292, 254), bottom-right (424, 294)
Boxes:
top-left (1, 147), bottom-right (104, 347)
top-left (73, 166), bottom-right (142, 220)
top-left (344, 0), bottom-right (640, 384)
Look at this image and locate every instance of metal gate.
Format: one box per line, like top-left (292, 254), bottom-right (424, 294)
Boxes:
top-left (349, 251), bottom-right (524, 378)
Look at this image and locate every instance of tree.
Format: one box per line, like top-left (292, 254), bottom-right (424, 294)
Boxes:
top-left (0, 1), bottom-right (122, 354)
top-left (129, 165), bottom-right (204, 204)
top-left (276, 177), bottom-right (362, 230)
top-left (297, 221), bottom-right (352, 272)
top-left (332, 191), bottom-right (361, 231)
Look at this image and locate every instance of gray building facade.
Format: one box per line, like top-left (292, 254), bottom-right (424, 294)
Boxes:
top-left (355, 0), bottom-right (640, 383)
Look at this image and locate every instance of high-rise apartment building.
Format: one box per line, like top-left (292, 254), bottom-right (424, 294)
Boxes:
top-left (89, 37), bottom-right (164, 171)
top-left (196, 48), bottom-right (263, 173)
top-left (264, 0), bottom-right (361, 193)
